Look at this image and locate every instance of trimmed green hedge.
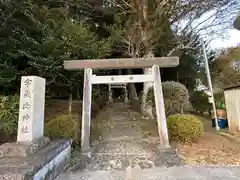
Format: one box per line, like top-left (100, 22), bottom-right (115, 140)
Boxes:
top-left (45, 114), bottom-right (80, 145)
top-left (167, 114), bottom-right (204, 143)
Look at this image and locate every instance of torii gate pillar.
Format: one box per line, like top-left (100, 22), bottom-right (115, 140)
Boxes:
top-left (64, 57), bottom-right (179, 151)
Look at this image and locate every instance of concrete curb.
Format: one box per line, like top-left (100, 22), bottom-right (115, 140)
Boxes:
top-left (218, 132), bottom-right (240, 143)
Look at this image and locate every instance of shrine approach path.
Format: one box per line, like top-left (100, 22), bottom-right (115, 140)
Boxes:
top-left (58, 102), bottom-right (240, 180)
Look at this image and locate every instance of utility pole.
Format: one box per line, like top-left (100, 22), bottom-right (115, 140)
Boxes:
top-left (202, 42), bottom-right (220, 131)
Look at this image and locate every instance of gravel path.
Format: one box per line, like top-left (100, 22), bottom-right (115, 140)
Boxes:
top-left (64, 103), bottom-right (183, 172)
top-left (58, 102), bottom-right (240, 180)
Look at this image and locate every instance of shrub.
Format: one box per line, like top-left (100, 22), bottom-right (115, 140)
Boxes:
top-left (147, 81), bottom-right (189, 116)
top-left (167, 114), bottom-right (204, 143)
top-left (190, 91), bottom-right (211, 114)
top-left (162, 82), bottom-right (189, 114)
top-left (45, 114), bottom-right (80, 145)
top-left (0, 95), bottom-right (19, 141)
top-left (214, 91), bottom-right (225, 109)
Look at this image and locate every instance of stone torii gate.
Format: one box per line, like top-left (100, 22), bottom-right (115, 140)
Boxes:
top-left (64, 57), bottom-right (179, 151)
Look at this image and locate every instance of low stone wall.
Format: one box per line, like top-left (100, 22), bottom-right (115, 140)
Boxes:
top-left (0, 137), bottom-right (72, 180)
top-left (33, 142), bottom-right (71, 180)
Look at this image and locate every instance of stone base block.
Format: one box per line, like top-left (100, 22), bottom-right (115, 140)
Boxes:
top-left (0, 137), bottom-right (50, 158)
top-left (0, 139), bottom-right (72, 180)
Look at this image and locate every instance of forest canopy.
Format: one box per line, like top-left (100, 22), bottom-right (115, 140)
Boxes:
top-left (0, 0), bottom-right (239, 97)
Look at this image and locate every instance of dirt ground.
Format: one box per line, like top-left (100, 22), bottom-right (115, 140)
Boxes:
top-left (177, 133), bottom-right (240, 165)
top-left (176, 114), bottom-right (240, 165)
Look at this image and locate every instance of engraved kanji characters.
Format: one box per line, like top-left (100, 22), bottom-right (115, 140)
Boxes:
top-left (23, 78), bottom-right (32, 98)
top-left (22, 101), bottom-right (31, 110)
top-left (24, 89), bottom-right (31, 98)
top-left (20, 78), bottom-right (32, 135)
top-left (24, 78), bottom-right (32, 88)
top-left (22, 114), bottom-right (30, 122)
top-left (20, 126), bottom-right (29, 133)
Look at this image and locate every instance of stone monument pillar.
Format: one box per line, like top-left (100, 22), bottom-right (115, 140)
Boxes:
top-left (17, 76), bottom-right (45, 142)
top-left (0, 76), bottom-right (72, 180)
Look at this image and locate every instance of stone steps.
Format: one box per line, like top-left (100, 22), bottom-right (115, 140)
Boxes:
top-left (57, 166), bottom-right (240, 180)
top-left (86, 152), bottom-right (183, 171)
top-left (63, 102), bottom-right (185, 173)
top-left (65, 143), bottom-right (184, 172)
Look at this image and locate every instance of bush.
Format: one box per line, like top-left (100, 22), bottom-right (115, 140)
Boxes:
top-left (45, 114), bottom-right (80, 145)
top-left (167, 114), bottom-right (204, 143)
top-left (214, 91), bottom-right (225, 109)
top-left (0, 95), bottom-right (19, 141)
top-left (147, 81), bottom-right (189, 116)
top-left (190, 91), bottom-right (211, 114)
top-left (163, 81), bottom-right (189, 115)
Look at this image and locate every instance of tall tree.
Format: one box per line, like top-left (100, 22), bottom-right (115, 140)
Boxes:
top-left (0, 0), bottom-right (111, 96)
top-left (102, 0), bottom-right (238, 116)
top-left (210, 46), bottom-right (240, 89)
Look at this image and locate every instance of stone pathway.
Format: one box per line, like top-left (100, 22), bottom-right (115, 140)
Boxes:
top-left (58, 102), bottom-right (240, 180)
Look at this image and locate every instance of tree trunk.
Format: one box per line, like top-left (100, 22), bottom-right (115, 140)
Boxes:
top-left (75, 113), bottom-right (81, 145)
top-left (141, 52), bottom-right (154, 119)
top-left (180, 104), bottom-right (183, 114)
top-left (134, 0), bottom-right (154, 119)
top-left (76, 87), bottom-right (80, 99)
top-left (127, 69), bottom-right (138, 100)
top-left (68, 90), bottom-right (73, 115)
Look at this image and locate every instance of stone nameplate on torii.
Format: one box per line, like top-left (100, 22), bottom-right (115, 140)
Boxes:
top-left (64, 56), bottom-right (179, 151)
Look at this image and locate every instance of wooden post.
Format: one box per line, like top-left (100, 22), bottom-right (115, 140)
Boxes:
top-left (152, 65), bottom-right (170, 149)
top-left (81, 68), bottom-right (93, 150)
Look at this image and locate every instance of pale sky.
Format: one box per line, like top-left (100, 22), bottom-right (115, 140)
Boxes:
top-left (176, 9), bottom-right (240, 50)
top-left (209, 29), bottom-right (240, 49)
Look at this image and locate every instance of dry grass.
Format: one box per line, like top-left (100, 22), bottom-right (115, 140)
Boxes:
top-left (177, 133), bottom-right (240, 165)
top-left (176, 114), bottom-right (240, 165)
